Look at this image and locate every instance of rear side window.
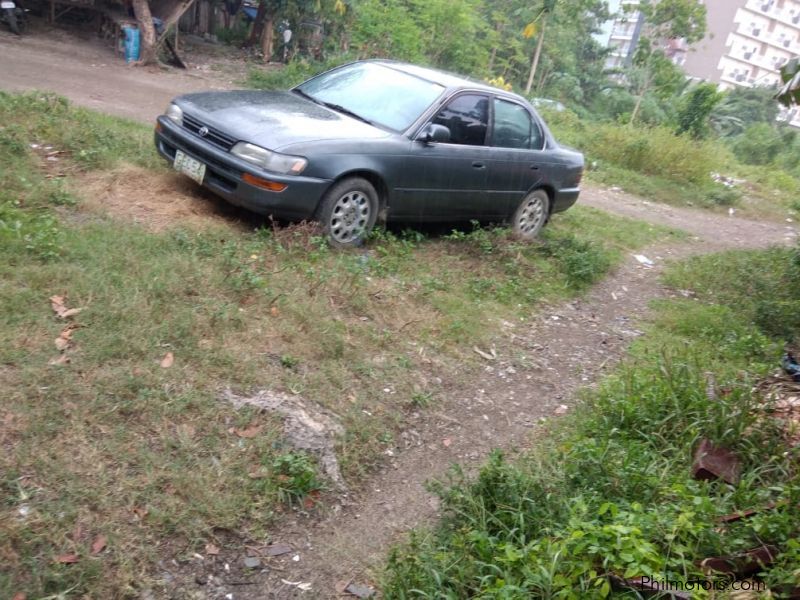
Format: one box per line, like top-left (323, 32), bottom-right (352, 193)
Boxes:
top-left (432, 94), bottom-right (489, 146)
top-left (492, 98), bottom-right (544, 150)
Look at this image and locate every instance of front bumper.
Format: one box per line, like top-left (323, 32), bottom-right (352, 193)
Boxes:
top-left (154, 117), bottom-right (330, 219)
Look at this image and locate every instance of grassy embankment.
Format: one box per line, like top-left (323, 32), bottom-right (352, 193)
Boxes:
top-left (0, 92), bottom-right (680, 597)
top-left (383, 248), bottom-right (800, 597)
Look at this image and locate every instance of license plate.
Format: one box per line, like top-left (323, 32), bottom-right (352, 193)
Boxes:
top-left (174, 150), bottom-right (206, 185)
top-left (1, 2), bottom-right (16, 8)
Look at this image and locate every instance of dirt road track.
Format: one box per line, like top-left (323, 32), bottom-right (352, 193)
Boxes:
top-left (0, 27), bottom-right (239, 123)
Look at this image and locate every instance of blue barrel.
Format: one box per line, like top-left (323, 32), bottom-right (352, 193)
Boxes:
top-left (122, 25), bottom-right (140, 63)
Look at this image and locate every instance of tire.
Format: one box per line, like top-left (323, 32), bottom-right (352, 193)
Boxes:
top-left (5, 8), bottom-right (19, 34)
top-left (511, 189), bottom-right (550, 239)
top-left (316, 177), bottom-right (379, 248)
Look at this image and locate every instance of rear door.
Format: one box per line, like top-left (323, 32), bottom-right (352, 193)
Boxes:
top-left (487, 97), bottom-right (547, 216)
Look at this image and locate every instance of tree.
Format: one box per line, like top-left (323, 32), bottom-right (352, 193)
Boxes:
top-left (711, 86), bottom-right (779, 137)
top-left (625, 0), bottom-right (706, 123)
top-left (777, 56), bottom-right (800, 108)
top-left (133, 0), bottom-right (198, 65)
top-left (522, 0), bottom-right (555, 94)
top-left (675, 82), bottom-right (722, 139)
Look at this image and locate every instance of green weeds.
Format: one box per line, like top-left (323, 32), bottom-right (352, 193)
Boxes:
top-left (383, 246), bottom-right (800, 597)
top-left (0, 92), bottom-right (679, 598)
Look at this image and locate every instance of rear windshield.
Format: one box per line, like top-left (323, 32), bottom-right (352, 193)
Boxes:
top-left (295, 62), bottom-right (445, 132)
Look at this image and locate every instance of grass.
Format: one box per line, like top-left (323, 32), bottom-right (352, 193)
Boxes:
top-left (539, 106), bottom-right (800, 220)
top-left (0, 91), bottom-right (682, 598)
top-left (382, 246), bottom-right (800, 598)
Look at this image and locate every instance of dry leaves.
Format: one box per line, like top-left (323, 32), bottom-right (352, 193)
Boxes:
top-left (12, 593), bottom-right (26, 600)
top-left (90, 534), bottom-right (107, 555)
top-left (229, 424), bottom-right (262, 438)
top-left (48, 354), bottom-right (70, 366)
top-left (132, 506), bottom-right (148, 521)
top-left (54, 553), bottom-right (79, 564)
top-left (205, 543), bottom-right (220, 556)
top-left (54, 324), bottom-right (77, 352)
top-left (50, 295), bottom-right (84, 319)
top-left (160, 352), bottom-right (174, 368)
top-left (270, 306), bottom-right (280, 317)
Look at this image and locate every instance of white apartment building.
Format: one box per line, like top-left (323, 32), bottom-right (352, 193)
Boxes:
top-left (596, 0), bottom-right (646, 69)
top-left (683, 0), bottom-right (800, 126)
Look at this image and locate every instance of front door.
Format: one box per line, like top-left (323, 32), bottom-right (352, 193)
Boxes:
top-left (392, 93), bottom-right (492, 221)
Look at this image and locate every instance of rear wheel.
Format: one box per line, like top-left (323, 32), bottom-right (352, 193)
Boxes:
top-left (511, 189), bottom-right (550, 239)
top-left (316, 177), bottom-right (379, 248)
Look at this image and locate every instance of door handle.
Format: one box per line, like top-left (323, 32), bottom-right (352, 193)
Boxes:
top-left (530, 165), bottom-right (540, 170)
top-left (472, 161), bottom-right (486, 169)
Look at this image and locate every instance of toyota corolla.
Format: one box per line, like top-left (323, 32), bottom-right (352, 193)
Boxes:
top-left (154, 60), bottom-right (583, 246)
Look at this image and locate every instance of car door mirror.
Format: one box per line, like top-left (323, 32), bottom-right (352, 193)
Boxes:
top-left (417, 123), bottom-right (451, 145)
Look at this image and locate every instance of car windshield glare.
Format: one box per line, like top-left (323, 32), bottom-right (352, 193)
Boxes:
top-left (295, 62), bottom-right (445, 132)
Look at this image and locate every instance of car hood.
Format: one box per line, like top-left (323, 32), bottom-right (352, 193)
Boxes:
top-left (175, 90), bottom-right (391, 151)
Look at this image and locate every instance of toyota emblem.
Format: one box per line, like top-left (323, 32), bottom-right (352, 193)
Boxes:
top-left (198, 126), bottom-right (209, 137)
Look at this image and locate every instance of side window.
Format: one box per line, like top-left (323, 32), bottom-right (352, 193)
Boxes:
top-left (432, 94), bottom-right (489, 146)
top-left (492, 98), bottom-right (544, 150)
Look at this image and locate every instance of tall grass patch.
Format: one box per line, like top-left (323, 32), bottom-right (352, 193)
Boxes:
top-left (383, 246), bottom-right (800, 598)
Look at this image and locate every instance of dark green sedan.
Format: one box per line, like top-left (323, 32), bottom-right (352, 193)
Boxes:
top-left (155, 60), bottom-right (583, 246)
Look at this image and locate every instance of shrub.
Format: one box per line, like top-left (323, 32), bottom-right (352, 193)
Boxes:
top-left (732, 123), bottom-right (783, 165)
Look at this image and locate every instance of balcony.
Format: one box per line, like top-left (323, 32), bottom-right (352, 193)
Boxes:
top-left (745, 0), bottom-right (800, 28)
top-left (733, 29), bottom-right (797, 54)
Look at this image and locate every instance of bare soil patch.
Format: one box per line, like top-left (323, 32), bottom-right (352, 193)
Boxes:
top-left (74, 165), bottom-right (259, 231)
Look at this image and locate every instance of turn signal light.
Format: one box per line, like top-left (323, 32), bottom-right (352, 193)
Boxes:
top-left (155, 121), bottom-right (163, 133)
top-left (242, 173), bottom-right (288, 192)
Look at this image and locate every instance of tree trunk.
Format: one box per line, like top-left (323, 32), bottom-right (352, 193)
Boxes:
top-left (247, 0), bottom-right (267, 46)
top-left (261, 15), bottom-right (273, 61)
top-left (524, 13), bottom-right (547, 95)
top-left (132, 0), bottom-right (158, 65)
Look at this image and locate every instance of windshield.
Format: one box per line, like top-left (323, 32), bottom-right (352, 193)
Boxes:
top-left (295, 62), bottom-right (445, 132)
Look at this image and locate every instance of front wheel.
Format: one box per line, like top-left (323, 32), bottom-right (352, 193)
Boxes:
top-left (511, 189), bottom-right (550, 239)
top-left (316, 177), bottom-right (379, 248)
top-left (4, 8), bottom-right (19, 34)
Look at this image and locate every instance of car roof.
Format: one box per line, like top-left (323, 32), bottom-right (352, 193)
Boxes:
top-left (369, 60), bottom-right (529, 104)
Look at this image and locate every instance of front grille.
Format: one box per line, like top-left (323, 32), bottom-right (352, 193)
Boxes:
top-left (182, 113), bottom-right (236, 151)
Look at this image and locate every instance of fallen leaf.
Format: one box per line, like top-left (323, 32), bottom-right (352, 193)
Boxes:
top-left (303, 495), bottom-right (317, 510)
top-left (50, 295), bottom-right (83, 319)
top-left (473, 346), bottom-right (497, 361)
top-left (90, 534), bottom-right (107, 555)
top-left (54, 325), bottom-right (77, 351)
top-left (442, 438), bottom-right (452, 447)
top-left (12, 593), bottom-right (26, 600)
top-left (229, 424), bottom-right (262, 438)
top-left (554, 404), bottom-right (569, 415)
top-left (54, 553), bottom-right (79, 564)
top-left (48, 354), bottom-right (70, 366)
top-left (205, 543), bottom-right (220, 556)
top-left (132, 506), bottom-right (148, 520)
top-left (160, 352), bottom-right (174, 368)
top-left (270, 306), bottom-right (280, 317)
top-left (266, 542), bottom-right (293, 556)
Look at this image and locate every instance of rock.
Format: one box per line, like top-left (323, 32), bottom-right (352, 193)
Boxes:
top-left (243, 557), bottom-right (261, 569)
top-left (345, 582), bottom-right (376, 598)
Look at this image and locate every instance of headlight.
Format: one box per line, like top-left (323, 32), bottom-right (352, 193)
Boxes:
top-left (165, 103), bottom-right (183, 125)
top-left (230, 142), bottom-right (307, 175)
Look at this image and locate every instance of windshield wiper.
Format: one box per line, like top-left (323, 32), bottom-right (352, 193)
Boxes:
top-left (318, 101), bottom-right (374, 125)
top-left (293, 89), bottom-right (374, 126)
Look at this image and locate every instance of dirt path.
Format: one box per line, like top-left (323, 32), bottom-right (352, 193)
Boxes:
top-left (155, 191), bottom-right (794, 600)
top-left (0, 25), bottom-right (247, 123)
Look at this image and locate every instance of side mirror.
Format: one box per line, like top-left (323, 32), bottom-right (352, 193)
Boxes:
top-left (417, 123), bottom-right (451, 145)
